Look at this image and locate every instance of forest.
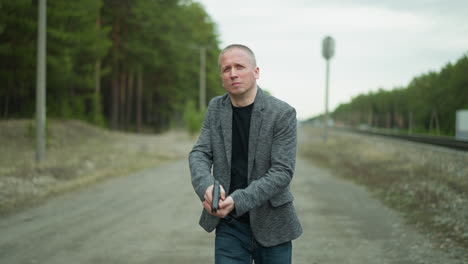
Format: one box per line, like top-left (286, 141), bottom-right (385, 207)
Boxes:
top-left (332, 53), bottom-right (468, 136)
top-left (0, 0), bottom-right (223, 132)
top-left (3, 1), bottom-right (466, 136)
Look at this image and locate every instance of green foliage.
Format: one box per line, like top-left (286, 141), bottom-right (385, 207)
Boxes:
top-left (0, 0), bottom-right (37, 117)
top-left (119, 0), bottom-right (222, 130)
top-left (332, 53), bottom-right (468, 136)
top-left (184, 100), bottom-right (205, 135)
top-left (0, 0), bottom-right (223, 132)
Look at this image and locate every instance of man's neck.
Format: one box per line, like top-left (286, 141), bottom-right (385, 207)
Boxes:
top-left (229, 86), bottom-right (258, 107)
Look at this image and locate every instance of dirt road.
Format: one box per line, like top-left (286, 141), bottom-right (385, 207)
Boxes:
top-left (0, 141), bottom-right (462, 263)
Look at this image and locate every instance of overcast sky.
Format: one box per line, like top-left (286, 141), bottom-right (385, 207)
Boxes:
top-left (196, 0), bottom-right (468, 120)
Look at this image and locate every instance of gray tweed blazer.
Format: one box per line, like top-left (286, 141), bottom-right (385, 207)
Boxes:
top-left (189, 87), bottom-right (302, 247)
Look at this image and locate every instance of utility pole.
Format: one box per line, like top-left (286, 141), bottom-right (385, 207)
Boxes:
top-left (322, 36), bottom-right (335, 142)
top-left (199, 47), bottom-right (206, 111)
top-left (94, 14), bottom-right (101, 124)
top-left (36, 0), bottom-right (47, 162)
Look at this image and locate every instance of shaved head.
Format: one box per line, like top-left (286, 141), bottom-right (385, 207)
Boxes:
top-left (218, 44), bottom-right (257, 70)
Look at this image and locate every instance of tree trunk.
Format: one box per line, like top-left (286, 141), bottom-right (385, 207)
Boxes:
top-left (126, 70), bottom-right (134, 130)
top-left (111, 17), bottom-right (120, 130)
top-left (3, 93), bottom-right (8, 118)
top-left (146, 91), bottom-right (153, 124)
top-left (119, 67), bottom-right (126, 129)
top-left (94, 60), bottom-right (101, 123)
top-left (94, 14), bottom-right (101, 124)
top-left (408, 111), bottom-right (413, 134)
top-left (368, 107), bottom-right (373, 127)
top-left (136, 69), bottom-right (142, 132)
top-left (4, 77), bottom-right (11, 117)
top-left (429, 109), bottom-right (440, 135)
top-left (386, 112), bottom-right (391, 129)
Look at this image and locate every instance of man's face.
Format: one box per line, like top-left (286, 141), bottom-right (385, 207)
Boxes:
top-left (219, 48), bottom-right (259, 97)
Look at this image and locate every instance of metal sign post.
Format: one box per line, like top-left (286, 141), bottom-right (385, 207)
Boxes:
top-left (36, 0), bottom-right (47, 162)
top-left (199, 47), bottom-right (206, 111)
top-left (322, 36), bottom-right (335, 142)
top-left (188, 44), bottom-right (208, 111)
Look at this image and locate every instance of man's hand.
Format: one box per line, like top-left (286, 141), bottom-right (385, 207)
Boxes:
top-left (202, 185), bottom-right (235, 218)
top-left (217, 197), bottom-right (235, 218)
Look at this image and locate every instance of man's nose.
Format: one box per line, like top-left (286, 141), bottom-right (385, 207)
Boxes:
top-left (230, 69), bottom-right (238, 78)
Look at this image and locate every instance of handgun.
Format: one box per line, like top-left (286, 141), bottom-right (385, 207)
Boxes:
top-left (212, 180), bottom-right (220, 213)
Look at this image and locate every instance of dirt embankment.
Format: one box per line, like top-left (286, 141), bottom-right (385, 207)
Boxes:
top-left (0, 119), bottom-right (194, 215)
top-left (298, 125), bottom-right (468, 261)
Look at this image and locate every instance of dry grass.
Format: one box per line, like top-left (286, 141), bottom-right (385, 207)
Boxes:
top-left (0, 119), bottom-right (193, 215)
top-left (299, 125), bottom-right (468, 260)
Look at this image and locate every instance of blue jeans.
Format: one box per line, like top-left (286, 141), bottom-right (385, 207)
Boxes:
top-left (215, 216), bottom-right (292, 264)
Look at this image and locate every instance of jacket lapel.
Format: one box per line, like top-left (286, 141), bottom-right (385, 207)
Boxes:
top-left (220, 95), bottom-right (232, 170)
top-left (248, 88), bottom-right (264, 179)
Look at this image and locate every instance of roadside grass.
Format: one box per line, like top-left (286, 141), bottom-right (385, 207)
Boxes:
top-left (0, 119), bottom-right (192, 215)
top-left (299, 126), bottom-right (468, 260)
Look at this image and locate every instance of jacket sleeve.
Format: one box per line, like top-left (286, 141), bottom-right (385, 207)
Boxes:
top-left (230, 107), bottom-right (297, 216)
top-left (189, 101), bottom-right (215, 201)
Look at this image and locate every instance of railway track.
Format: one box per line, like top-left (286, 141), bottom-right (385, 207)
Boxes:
top-left (341, 128), bottom-right (468, 151)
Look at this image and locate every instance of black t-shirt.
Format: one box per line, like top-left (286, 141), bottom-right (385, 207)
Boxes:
top-left (230, 103), bottom-right (253, 223)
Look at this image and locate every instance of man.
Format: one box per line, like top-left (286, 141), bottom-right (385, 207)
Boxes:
top-left (189, 44), bottom-right (302, 264)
